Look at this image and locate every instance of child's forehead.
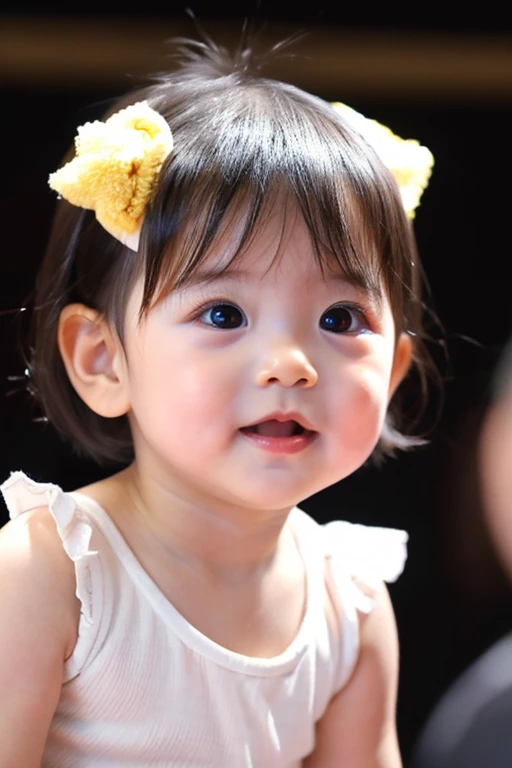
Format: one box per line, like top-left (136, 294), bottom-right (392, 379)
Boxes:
top-left (198, 204), bottom-right (312, 270)
top-left (180, 247), bottom-right (384, 310)
top-left (149, 188), bottom-right (389, 312)
top-left (181, 222), bottom-right (313, 290)
top-left (183, 203), bottom-right (384, 296)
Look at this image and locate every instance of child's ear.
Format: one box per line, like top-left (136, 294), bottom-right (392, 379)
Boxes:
top-left (388, 332), bottom-right (413, 399)
top-left (58, 304), bottom-right (130, 418)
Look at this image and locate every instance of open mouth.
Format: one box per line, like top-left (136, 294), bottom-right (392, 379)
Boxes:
top-left (241, 420), bottom-right (306, 438)
top-left (239, 418), bottom-right (317, 454)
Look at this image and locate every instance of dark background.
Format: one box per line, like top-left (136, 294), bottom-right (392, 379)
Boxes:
top-left (1, 5), bottom-right (512, 763)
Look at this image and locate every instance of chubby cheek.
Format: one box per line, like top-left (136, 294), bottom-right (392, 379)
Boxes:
top-left (328, 360), bottom-right (392, 463)
top-left (127, 347), bottom-right (241, 458)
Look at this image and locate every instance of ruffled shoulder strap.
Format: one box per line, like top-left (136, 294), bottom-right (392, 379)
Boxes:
top-left (323, 520), bottom-right (408, 613)
top-left (291, 509), bottom-right (408, 692)
top-left (1, 471), bottom-right (103, 679)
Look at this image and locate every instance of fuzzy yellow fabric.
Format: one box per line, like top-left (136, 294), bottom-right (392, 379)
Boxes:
top-left (331, 102), bottom-right (434, 219)
top-left (48, 101), bottom-right (174, 250)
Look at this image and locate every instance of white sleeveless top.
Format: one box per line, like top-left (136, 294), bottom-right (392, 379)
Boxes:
top-left (1, 471), bottom-right (408, 768)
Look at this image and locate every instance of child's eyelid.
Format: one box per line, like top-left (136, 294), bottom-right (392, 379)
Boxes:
top-left (324, 301), bottom-right (376, 333)
top-left (189, 297), bottom-right (244, 318)
top-left (190, 299), bottom-right (248, 329)
top-left (327, 300), bottom-right (372, 319)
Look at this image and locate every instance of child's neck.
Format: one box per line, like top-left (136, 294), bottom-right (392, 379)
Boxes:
top-left (81, 462), bottom-right (295, 583)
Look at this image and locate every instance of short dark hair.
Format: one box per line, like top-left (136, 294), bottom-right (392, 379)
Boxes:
top-left (29, 39), bottom-right (437, 465)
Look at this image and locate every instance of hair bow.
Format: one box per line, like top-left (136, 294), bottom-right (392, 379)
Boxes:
top-left (331, 102), bottom-right (434, 219)
top-left (48, 101), bottom-right (174, 252)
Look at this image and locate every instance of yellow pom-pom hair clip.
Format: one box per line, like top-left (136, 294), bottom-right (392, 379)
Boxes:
top-left (48, 101), bottom-right (174, 252)
top-left (331, 102), bottom-right (434, 219)
top-left (48, 99), bottom-right (431, 251)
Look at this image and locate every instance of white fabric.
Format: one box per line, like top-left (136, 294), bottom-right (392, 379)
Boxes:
top-left (1, 471), bottom-right (408, 768)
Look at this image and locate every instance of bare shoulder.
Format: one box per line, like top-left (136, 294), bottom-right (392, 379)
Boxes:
top-left (0, 506), bottom-right (81, 763)
top-left (357, 579), bottom-right (399, 661)
top-left (305, 581), bottom-right (402, 768)
top-left (0, 504), bottom-right (81, 656)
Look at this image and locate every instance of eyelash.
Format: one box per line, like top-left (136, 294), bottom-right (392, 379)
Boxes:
top-left (321, 302), bottom-right (374, 334)
top-left (190, 300), bottom-right (373, 334)
top-left (190, 299), bottom-right (247, 328)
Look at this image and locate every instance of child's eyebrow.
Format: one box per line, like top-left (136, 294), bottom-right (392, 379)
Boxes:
top-left (180, 268), bottom-right (383, 305)
top-left (180, 268), bottom-right (251, 288)
top-left (325, 274), bottom-right (384, 306)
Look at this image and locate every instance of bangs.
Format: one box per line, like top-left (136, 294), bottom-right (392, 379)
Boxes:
top-left (137, 80), bottom-right (408, 315)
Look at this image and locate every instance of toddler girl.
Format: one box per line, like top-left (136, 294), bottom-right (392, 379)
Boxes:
top-left (0, 39), bottom-right (434, 767)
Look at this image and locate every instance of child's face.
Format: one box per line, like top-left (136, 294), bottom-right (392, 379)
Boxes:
top-left (119, 205), bottom-right (410, 511)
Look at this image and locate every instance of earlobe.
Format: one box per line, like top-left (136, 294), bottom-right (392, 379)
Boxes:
top-left (388, 332), bottom-right (413, 399)
top-left (58, 304), bottom-right (130, 418)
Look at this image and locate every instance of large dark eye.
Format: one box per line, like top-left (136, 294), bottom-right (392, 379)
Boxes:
top-left (320, 305), bottom-right (364, 334)
top-left (202, 303), bottom-right (245, 329)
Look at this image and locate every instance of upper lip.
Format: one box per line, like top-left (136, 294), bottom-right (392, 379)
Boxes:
top-left (245, 411), bottom-right (316, 432)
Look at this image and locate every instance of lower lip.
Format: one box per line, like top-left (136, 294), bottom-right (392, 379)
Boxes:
top-left (239, 429), bottom-right (318, 454)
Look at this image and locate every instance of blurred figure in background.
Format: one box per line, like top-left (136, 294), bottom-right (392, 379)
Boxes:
top-left (411, 339), bottom-right (512, 768)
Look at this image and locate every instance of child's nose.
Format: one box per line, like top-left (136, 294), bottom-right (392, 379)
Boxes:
top-left (254, 344), bottom-right (318, 389)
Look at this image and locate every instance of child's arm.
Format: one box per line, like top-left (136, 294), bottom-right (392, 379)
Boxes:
top-left (0, 507), bottom-right (80, 767)
top-left (304, 581), bottom-right (402, 768)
